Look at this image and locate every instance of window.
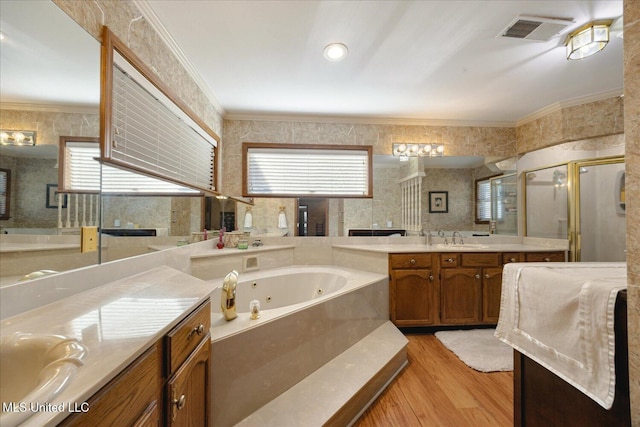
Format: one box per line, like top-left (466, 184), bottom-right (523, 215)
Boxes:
top-left (475, 176), bottom-right (494, 224)
top-left (243, 143), bottom-right (372, 198)
top-left (59, 137), bottom-right (199, 195)
top-left (0, 168), bottom-right (10, 220)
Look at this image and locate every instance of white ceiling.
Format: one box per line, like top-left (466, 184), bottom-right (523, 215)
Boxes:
top-left (0, 1), bottom-right (624, 127)
top-left (140, 0), bottom-right (624, 125)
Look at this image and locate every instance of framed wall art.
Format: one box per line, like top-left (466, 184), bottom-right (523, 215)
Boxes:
top-left (429, 191), bottom-right (448, 213)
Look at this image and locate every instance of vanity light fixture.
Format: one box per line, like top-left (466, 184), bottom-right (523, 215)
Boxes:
top-left (392, 143), bottom-right (444, 160)
top-left (0, 130), bottom-right (36, 146)
top-left (323, 43), bottom-right (348, 61)
top-left (565, 20), bottom-right (612, 60)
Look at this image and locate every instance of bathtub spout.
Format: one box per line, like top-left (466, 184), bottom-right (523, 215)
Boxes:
top-left (221, 270), bottom-right (239, 320)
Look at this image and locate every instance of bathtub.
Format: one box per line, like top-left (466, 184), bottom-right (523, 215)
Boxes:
top-left (207, 265), bottom-right (392, 426)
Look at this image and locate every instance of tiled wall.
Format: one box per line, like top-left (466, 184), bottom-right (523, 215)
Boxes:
top-left (623, 0), bottom-right (640, 424)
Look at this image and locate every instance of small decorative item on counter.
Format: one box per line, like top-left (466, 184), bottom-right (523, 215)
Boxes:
top-left (177, 240), bottom-right (189, 246)
top-left (192, 231), bottom-right (205, 243)
top-left (223, 231), bottom-right (244, 248)
top-left (249, 299), bottom-right (261, 320)
top-left (252, 239), bottom-right (263, 247)
top-left (203, 229), bottom-right (208, 240)
top-left (216, 228), bottom-right (225, 249)
top-left (238, 239), bottom-right (249, 250)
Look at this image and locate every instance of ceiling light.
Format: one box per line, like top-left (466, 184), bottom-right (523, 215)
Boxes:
top-left (0, 130), bottom-right (36, 146)
top-left (392, 143), bottom-right (444, 159)
top-left (565, 20), bottom-right (612, 60)
top-left (323, 43), bottom-right (348, 61)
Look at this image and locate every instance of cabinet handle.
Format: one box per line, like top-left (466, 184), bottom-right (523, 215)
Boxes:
top-left (475, 274), bottom-right (481, 279)
top-left (544, 257), bottom-right (551, 262)
top-left (446, 258), bottom-right (454, 263)
top-left (188, 324), bottom-right (205, 339)
top-left (171, 392), bottom-right (186, 421)
top-left (509, 257), bottom-right (516, 263)
top-left (485, 273), bottom-right (491, 279)
top-left (429, 275), bottom-right (434, 281)
top-left (410, 259), bottom-right (416, 265)
top-left (174, 394), bottom-right (186, 410)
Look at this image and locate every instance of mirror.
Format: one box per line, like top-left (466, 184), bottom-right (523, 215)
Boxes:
top-left (238, 154), bottom-right (507, 237)
top-left (0, 1), bottom-right (100, 285)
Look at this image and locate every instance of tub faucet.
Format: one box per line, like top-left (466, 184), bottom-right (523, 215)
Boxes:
top-left (221, 270), bottom-right (239, 321)
top-left (452, 231), bottom-right (463, 245)
top-left (438, 230), bottom-right (448, 245)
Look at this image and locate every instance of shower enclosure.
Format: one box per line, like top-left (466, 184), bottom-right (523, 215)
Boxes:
top-left (524, 156), bottom-right (625, 262)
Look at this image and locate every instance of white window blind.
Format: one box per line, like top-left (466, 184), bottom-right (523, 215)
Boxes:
top-left (476, 178), bottom-right (492, 222)
top-left (64, 142), bottom-right (199, 194)
top-left (245, 146), bottom-right (371, 197)
top-left (110, 51), bottom-right (216, 193)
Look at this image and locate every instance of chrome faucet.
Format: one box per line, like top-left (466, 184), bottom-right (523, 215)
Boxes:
top-left (424, 230), bottom-right (433, 246)
top-left (221, 270), bottom-right (238, 320)
top-left (452, 231), bottom-right (463, 245)
top-left (438, 229), bottom-right (448, 245)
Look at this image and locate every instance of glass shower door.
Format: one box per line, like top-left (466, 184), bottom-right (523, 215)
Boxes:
top-left (575, 159), bottom-right (626, 262)
top-left (525, 164), bottom-right (569, 239)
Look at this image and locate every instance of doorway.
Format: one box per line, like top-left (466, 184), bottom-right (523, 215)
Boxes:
top-left (296, 198), bottom-right (328, 236)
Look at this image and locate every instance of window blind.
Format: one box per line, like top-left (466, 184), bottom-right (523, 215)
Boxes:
top-left (110, 51), bottom-right (216, 193)
top-left (476, 179), bottom-right (492, 222)
top-left (245, 146), bottom-right (371, 197)
top-left (64, 142), bottom-right (199, 194)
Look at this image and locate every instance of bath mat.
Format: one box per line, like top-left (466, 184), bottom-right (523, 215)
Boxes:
top-left (435, 328), bottom-right (513, 372)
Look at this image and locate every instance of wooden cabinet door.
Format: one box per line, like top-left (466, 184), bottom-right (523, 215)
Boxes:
top-left (167, 334), bottom-right (211, 427)
top-left (391, 269), bottom-right (437, 326)
top-left (482, 267), bottom-right (503, 323)
top-left (440, 268), bottom-right (481, 324)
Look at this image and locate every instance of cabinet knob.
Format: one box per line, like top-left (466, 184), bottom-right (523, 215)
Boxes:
top-left (509, 257), bottom-right (516, 263)
top-left (475, 274), bottom-right (481, 279)
top-left (446, 258), bottom-right (454, 263)
top-left (410, 259), bottom-right (416, 265)
top-left (174, 394), bottom-right (186, 410)
top-left (429, 275), bottom-right (434, 281)
top-left (485, 273), bottom-right (491, 279)
top-left (544, 257), bottom-right (551, 262)
top-left (188, 324), bottom-right (205, 339)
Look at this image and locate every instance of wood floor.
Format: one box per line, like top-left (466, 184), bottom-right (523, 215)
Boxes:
top-left (354, 331), bottom-right (513, 427)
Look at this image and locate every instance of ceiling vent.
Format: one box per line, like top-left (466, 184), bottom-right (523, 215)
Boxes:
top-left (499, 15), bottom-right (574, 42)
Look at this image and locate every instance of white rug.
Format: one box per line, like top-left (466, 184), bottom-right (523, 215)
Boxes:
top-left (435, 328), bottom-right (513, 373)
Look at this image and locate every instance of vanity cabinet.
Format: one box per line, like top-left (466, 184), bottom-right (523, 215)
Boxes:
top-left (389, 254), bottom-right (438, 326)
top-left (389, 251), bottom-right (565, 327)
top-left (61, 299), bottom-right (211, 427)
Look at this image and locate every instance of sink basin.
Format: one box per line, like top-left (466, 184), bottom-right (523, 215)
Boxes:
top-left (433, 243), bottom-right (489, 250)
top-left (0, 333), bottom-right (87, 426)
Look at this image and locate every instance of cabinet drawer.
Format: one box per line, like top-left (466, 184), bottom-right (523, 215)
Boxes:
top-left (461, 252), bottom-right (500, 267)
top-left (390, 253), bottom-right (432, 269)
top-left (440, 253), bottom-right (459, 267)
top-left (502, 253), bottom-right (523, 264)
top-left (166, 299), bottom-right (211, 376)
top-left (525, 251), bottom-right (565, 262)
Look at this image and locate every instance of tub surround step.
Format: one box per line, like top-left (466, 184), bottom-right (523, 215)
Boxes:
top-left (236, 321), bottom-right (408, 427)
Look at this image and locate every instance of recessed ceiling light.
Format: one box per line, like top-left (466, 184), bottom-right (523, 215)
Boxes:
top-left (323, 43), bottom-right (348, 61)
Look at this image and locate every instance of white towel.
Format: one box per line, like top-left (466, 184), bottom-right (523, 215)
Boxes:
top-left (278, 211), bottom-right (287, 229)
top-left (495, 262), bottom-right (626, 409)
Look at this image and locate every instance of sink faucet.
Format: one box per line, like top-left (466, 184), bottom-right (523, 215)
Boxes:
top-left (452, 231), bottom-right (463, 245)
top-left (438, 230), bottom-right (448, 245)
top-left (221, 270), bottom-right (238, 320)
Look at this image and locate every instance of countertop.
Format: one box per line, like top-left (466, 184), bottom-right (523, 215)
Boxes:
top-left (0, 242), bottom-right (80, 253)
top-left (189, 244), bottom-right (295, 259)
top-left (332, 243), bottom-right (568, 253)
top-left (0, 266), bottom-right (214, 426)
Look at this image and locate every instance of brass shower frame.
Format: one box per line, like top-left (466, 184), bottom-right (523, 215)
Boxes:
top-left (523, 155), bottom-right (625, 262)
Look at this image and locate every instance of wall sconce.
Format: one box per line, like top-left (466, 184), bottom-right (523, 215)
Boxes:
top-left (565, 20), bottom-right (612, 60)
top-left (392, 143), bottom-right (444, 161)
top-left (0, 130), bottom-right (36, 146)
top-left (243, 206), bottom-right (253, 231)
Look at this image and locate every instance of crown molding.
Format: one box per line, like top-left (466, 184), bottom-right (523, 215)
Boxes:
top-left (0, 102), bottom-right (99, 114)
top-left (133, 0), bottom-right (226, 117)
top-left (516, 89), bottom-right (623, 127)
top-left (223, 112), bottom-right (516, 128)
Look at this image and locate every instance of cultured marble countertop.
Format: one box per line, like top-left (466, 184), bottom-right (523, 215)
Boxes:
top-left (0, 242), bottom-right (80, 253)
top-left (190, 244), bottom-right (295, 259)
top-left (332, 243), bottom-right (568, 253)
top-left (0, 266), bottom-right (215, 426)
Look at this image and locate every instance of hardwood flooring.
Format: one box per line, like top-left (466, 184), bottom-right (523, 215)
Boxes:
top-left (354, 331), bottom-right (513, 427)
